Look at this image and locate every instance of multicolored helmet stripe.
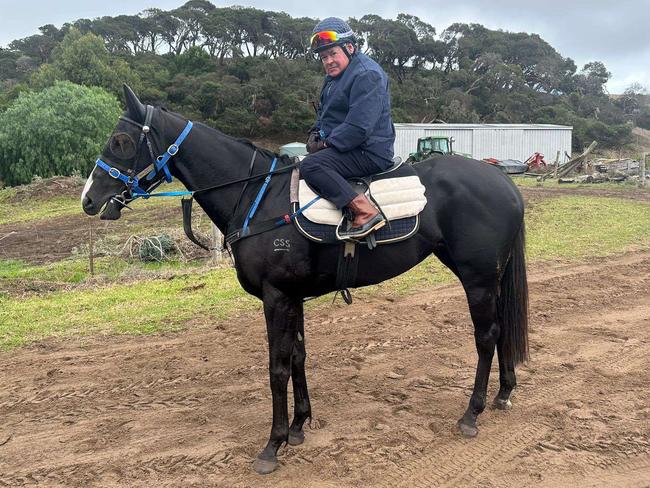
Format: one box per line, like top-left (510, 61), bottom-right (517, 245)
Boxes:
top-left (310, 29), bottom-right (354, 52)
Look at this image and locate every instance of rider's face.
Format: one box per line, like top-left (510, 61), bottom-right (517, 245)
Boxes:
top-left (319, 44), bottom-right (352, 77)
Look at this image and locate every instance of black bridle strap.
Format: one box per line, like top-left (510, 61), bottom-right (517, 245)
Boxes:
top-left (190, 161), bottom-right (297, 196)
top-left (231, 149), bottom-right (258, 215)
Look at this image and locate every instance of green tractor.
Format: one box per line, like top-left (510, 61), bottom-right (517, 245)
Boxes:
top-left (406, 136), bottom-right (455, 163)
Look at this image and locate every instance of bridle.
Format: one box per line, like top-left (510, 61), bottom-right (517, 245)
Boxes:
top-left (91, 105), bottom-right (307, 249)
top-left (94, 104), bottom-right (193, 206)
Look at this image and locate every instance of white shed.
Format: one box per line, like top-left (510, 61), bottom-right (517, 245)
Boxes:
top-left (393, 123), bottom-right (573, 164)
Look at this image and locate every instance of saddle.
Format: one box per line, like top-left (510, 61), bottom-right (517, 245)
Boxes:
top-left (291, 161), bottom-right (428, 247)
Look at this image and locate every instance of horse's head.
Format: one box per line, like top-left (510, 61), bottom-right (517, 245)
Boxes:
top-left (81, 85), bottom-right (169, 220)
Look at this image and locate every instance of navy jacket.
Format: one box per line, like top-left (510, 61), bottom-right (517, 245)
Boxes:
top-left (316, 52), bottom-right (395, 165)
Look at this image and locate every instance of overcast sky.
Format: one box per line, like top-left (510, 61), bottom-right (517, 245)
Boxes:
top-left (1, 0), bottom-right (648, 93)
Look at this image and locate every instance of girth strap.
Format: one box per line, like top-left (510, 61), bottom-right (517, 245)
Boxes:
top-left (335, 240), bottom-right (358, 305)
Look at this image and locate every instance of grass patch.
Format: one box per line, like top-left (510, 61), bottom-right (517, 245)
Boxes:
top-left (0, 258), bottom-right (118, 283)
top-left (512, 175), bottom-right (649, 192)
top-left (525, 196), bottom-right (650, 259)
top-left (0, 186), bottom-right (18, 203)
top-left (0, 265), bottom-right (258, 350)
top-left (0, 195), bottom-right (83, 225)
top-left (0, 181), bottom-right (188, 225)
top-left (0, 256), bottom-right (205, 284)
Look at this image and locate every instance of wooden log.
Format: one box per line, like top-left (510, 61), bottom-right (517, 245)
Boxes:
top-left (89, 220), bottom-right (95, 277)
top-left (212, 224), bottom-right (223, 264)
top-left (539, 142), bottom-right (597, 181)
top-left (556, 141), bottom-right (598, 179)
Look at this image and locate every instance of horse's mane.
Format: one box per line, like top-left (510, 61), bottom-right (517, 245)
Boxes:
top-left (160, 107), bottom-right (278, 161)
top-left (233, 137), bottom-right (278, 160)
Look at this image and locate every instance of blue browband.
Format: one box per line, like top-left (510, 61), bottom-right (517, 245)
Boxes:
top-left (95, 120), bottom-right (194, 199)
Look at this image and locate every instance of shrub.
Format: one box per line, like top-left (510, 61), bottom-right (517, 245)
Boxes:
top-left (0, 81), bottom-right (122, 186)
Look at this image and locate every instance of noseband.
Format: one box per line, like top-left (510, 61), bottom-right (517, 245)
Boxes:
top-left (94, 105), bottom-right (193, 203)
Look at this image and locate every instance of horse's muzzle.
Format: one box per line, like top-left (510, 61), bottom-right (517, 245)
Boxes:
top-left (81, 195), bottom-right (100, 216)
top-left (99, 199), bottom-right (124, 220)
top-left (81, 195), bottom-right (123, 220)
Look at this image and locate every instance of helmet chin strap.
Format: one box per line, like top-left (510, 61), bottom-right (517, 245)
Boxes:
top-left (342, 43), bottom-right (355, 61)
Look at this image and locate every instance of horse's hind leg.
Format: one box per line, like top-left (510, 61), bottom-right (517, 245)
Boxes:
top-left (288, 304), bottom-right (312, 446)
top-left (457, 283), bottom-right (500, 437)
top-left (493, 337), bottom-right (516, 410)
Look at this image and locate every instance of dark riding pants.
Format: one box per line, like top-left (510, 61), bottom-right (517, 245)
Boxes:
top-left (301, 148), bottom-right (391, 209)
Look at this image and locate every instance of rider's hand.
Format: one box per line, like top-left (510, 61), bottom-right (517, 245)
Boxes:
top-left (307, 139), bottom-right (327, 154)
top-left (306, 131), bottom-right (327, 153)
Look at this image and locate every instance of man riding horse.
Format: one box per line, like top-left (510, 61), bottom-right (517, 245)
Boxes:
top-left (301, 17), bottom-right (396, 240)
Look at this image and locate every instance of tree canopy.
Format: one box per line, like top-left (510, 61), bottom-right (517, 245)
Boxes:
top-left (0, 2), bottom-right (645, 185)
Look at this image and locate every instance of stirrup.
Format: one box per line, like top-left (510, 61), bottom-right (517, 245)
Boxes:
top-left (336, 214), bottom-right (385, 240)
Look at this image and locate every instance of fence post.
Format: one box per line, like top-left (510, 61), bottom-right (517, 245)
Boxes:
top-left (640, 153), bottom-right (647, 188)
top-left (554, 150), bottom-right (560, 178)
top-left (212, 224), bottom-right (223, 264)
top-left (88, 220), bottom-right (95, 277)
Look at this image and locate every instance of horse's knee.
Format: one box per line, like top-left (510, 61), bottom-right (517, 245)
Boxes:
top-left (292, 345), bottom-right (306, 365)
top-left (269, 365), bottom-right (291, 386)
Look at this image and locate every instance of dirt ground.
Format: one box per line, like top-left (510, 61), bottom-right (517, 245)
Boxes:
top-left (0, 250), bottom-right (649, 487)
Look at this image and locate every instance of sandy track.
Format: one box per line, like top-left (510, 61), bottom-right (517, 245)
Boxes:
top-left (1, 249), bottom-right (649, 487)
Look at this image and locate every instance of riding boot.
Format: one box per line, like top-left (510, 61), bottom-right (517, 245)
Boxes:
top-left (338, 194), bottom-right (385, 240)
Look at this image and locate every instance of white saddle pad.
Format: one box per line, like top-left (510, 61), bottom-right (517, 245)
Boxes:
top-left (298, 176), bottom-right (427, 226)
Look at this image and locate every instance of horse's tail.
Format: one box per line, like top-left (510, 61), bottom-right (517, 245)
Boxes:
top-left (498, 220), bottom-right (529, 366)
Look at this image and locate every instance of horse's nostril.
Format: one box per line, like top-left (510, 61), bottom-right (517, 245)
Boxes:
top-left (82, 196), bottom-right (94, 213)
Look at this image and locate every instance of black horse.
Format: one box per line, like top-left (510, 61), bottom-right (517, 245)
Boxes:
top-left (82, 86), bottom-right (529, 474)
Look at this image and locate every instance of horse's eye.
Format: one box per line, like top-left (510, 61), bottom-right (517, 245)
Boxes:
top-left (109, 133), bottom-right (137, 159)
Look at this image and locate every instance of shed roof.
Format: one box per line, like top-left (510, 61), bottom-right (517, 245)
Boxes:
top-left (394, 123), bottom-right (573, 130)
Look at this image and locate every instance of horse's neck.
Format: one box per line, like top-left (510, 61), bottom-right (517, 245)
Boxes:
top-left (166, 119), bottom-right (274, 233)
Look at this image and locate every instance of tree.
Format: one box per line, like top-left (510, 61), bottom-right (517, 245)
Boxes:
top-left (616, 82), bottom-right (647, 115)
top-left (168, 0), bottom-right (215, 54)
top-left (8, 24), bottom-right (65, 64)
top-left (0, 81), bottom-right (122, 186)
top-left (0, 48), bottom-right (21, 82)
top-left (39, 28), bottom-right (140, 95)
top-left (574, 61), bottom-right (611, 96)
top-left (352, 15), bottom-right (420, 82)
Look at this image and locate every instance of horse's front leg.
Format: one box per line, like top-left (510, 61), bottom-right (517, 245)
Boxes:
top-left (253, 286), bottom-right (301, 475)
top-left (288, 302), bottom-right (311, 446)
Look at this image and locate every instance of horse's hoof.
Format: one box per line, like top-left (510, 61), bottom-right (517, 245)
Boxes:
top-left (492, 398), bottom-right (513, 410)
top-left (253, 457), bottom-right (278, 475)
top-left (288, 430), bottom-right (305, 446)
top-left (457, 420), bottom-right (479, 438)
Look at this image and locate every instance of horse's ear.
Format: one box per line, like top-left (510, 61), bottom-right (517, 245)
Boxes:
top-left (123, 84), bottom-right (146, 122)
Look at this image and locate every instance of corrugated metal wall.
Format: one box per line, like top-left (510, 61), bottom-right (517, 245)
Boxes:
top-left (394, 124), bottom-right (572, 164)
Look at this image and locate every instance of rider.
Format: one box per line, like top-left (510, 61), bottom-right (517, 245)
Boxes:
top-left (301, 17), bottom-right (396, 240)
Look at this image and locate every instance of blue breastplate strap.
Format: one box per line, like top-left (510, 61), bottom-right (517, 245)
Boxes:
top-left (242, 158), bottom-right (278, 235)
top-left (225, 195), bottom-right (322, 246)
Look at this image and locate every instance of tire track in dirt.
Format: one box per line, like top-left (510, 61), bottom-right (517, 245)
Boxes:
top-left (369, 252), bottom-right (650, 488)
top-left (0, 450), bottom-right (234, 487)
top-left (379, 424), bottom-right (550, 488)
top-left (0, 364), bottom-right (265, 410)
